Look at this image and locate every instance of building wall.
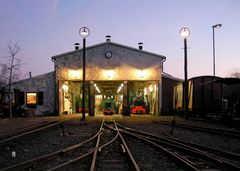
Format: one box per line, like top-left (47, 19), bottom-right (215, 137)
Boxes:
top-left (54, 43), bottom-right (163, 81)
top-left (12, 72), bottom-right (55, 115)
top-left (53, 42), bottom-right (165, 116)
top-left (162, 76), bottom-right (181, 114)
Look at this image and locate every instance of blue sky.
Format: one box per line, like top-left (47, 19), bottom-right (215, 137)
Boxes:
top-left (1, 0), bottom-right (240, 79)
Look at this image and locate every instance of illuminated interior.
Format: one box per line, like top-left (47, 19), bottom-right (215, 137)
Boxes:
top-left (57, 60), bottom-right (160, 115)
top-left (26, 93), bottom-right (37, 105)
top-left (59, 79), bottom-right (158, 115)
top-left (94, 81), bottom-right (124, 115)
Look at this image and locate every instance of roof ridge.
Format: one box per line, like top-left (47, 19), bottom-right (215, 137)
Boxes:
top-left (52, 41), bottom-right (166, 60)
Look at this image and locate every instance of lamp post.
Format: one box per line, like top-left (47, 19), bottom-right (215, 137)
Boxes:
top-left (212, 24), bottom-right (222, 77)
top-left (79, 27), bottom-right (90, 121)
top-left (180, 27), bottom-right (190, 120)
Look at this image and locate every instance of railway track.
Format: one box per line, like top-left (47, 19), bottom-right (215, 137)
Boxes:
top-left (1, 119), bottom-right (239, 171)
top-left (0, 120), bottom-right (139, 171)
top-left (117, 122), bottom-right (240, 171)
top-left (0, 121), bottom-right (64, 145)
top-left (44, 121), bottom-right (139, 170)
top-left (92, 121), bottom-right (139, 171)
top-left (155, 120), bottom-right (240, 138)
top-left (0, 120), bottom-right (104, 171)
top-left (0, 120), bottom-right (51, 139)
top-left (0, 120), bottom-right (101, 170)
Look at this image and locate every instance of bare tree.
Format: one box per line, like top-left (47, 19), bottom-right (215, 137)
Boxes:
top-left (0, 41), bottom-right (23, 118)
top-left (229, 69), bottom-right (240, 78)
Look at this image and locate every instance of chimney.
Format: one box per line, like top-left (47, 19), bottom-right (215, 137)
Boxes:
top-left (138, 42), bottom-right (143, 50)
top-left (106, 35), bottom-right (111, 42)
top-left (74, 43), bottom-right (80, 50)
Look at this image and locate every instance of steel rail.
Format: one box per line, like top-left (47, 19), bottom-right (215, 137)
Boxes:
top-left (120, 129), bottom-right (199, 171)
top-left (165, 136), bottom-right (240, 161)
top-left (49, 132), bottom-right (103, 171)
top-left (131, 131), bottom-right (228, 167)
top-left (0, 120), bottom-right (50, 138)
top-left (49, 121), bottom-right (119, 171)
top-left (0, 121), bottom-right (64, 145)
top-left (0, 120), bottom-right (105, 171)
top-left (90, 132), bottom-right (102, 171)
top-left (144, 131), bottom-right (240, 169)
top-left (117, 122), bottom-right (240, 160)
top-left (117, 122), bottom-right (240, 170)
top-left (72, 121), bottom-right (141, 171)
top-left (59, 119), bottom-right (104, 154)
top-left (91, 122), bottom-right (119, 153)
top-left (155, 120), bottom-right (240, 137)
top-left (48, 148), bottom-right (96, 171)
top-left (114, 121), bottom-right (140, 171)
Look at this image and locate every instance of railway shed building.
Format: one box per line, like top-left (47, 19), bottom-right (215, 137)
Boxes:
top-left (6, 37), bottom-right (182, 117)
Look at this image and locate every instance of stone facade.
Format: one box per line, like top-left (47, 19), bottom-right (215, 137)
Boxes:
top-left (52, 41), bottom-right (166, 116)
top-left (12, 72), bottom-right (55, 115)
top-left (52, 42), bottom-right (165, 81)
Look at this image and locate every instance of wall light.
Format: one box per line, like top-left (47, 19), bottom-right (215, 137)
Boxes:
top-left (68, 69), bottom-right (82, 79)
top-left (103, 70), bottom-right (115, 79)
top-left (138, 69), bottom-right (146, 78)
top-left (117, 83), bottom-right (124, 93)
top-left (93, 83), bottom-right (101, 93)
top-left (96, 87), bottom-right (101, 93)
top-left (62, 84), bottom-right (69, 92)
top-left (117, 87), bottom-right (122, 93)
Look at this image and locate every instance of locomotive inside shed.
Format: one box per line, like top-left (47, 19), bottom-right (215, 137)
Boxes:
top-left (60, 80), bottom-right (158, 116)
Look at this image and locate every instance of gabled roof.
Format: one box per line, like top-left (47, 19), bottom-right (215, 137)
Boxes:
top-left (162, 72), bottom-right (182, 82)
top-left (12, 71), bottom-right (54, 84)
top-left (52, 41), bottom-right (166, 61)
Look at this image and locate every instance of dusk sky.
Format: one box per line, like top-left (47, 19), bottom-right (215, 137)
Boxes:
top-left (0, 0), bottom-right (240, 79)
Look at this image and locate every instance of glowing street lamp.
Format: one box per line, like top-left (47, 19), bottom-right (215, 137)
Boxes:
top-left (180, 27), bottom-right (190, 119)
top-left (212, 24), bottom-right (222, 76)
top-left (79, 27), bottom-right (90, 121)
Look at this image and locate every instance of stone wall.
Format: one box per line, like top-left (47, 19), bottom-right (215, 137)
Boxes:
top-left (53, 42), bottom-right (164, 81)
top-left (12, 72), bottom-right (55, 116)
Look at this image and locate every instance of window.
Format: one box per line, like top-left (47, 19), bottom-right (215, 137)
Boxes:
top-left (19, 92), bottom-right (25, 105)
top-left (26, 93), bottom-right (37, 105)
top-left (14, 89), bottom-right (25, 105)
top-left (37, 92), bottom-right (44, 105)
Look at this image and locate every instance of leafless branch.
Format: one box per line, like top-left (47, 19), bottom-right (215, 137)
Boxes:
top-left (0, 41), bottom-right (23, 118)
